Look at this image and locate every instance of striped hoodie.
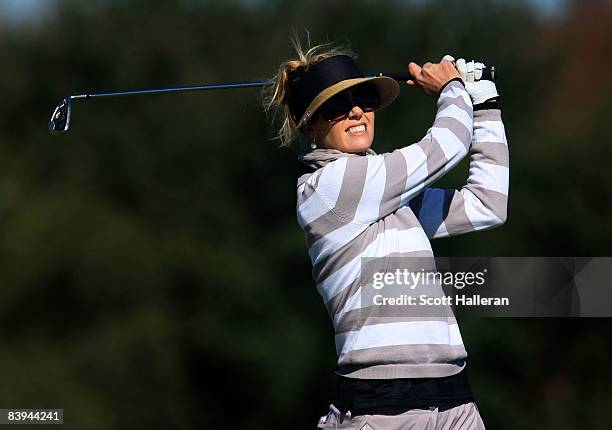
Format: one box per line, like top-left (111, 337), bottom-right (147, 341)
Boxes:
top-left (296, 80), bottom-right (508, 379)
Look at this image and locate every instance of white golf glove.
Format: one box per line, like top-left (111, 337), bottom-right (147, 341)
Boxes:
top-left (441, 55), bottom-right (498, 105)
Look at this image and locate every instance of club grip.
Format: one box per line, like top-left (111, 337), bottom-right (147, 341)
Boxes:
top-left (380, 65), bottom-right (497, 82)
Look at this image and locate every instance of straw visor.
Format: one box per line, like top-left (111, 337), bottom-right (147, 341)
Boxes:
top-left (288, 55), bottom-right (400, 129)
top-left (297, 77), bottom-right (400, 128)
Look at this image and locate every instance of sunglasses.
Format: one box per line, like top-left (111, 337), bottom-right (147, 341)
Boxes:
top-left (318, 83), bottom-right (381, 123)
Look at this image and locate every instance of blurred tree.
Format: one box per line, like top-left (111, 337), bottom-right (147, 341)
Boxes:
top-left (0, 0), bottom-right (611, 429)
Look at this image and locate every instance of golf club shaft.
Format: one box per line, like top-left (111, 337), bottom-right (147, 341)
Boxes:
top-left (71, 80), bottom-right (271, 100)
top-left (49, 66), bottom-right (496, 135)
top-left (68, 67), bottom-right (496, 100)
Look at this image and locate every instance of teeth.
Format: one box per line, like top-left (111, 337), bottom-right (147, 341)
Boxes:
top-left (347, 125), bottom-right (366, 134)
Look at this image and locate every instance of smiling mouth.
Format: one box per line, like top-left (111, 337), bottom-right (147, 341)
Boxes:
top-left (346, 124), bottom-right (367, 134)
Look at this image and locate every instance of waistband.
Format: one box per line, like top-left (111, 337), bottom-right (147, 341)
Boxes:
top-left (334, 366), bottom-right (475, 416)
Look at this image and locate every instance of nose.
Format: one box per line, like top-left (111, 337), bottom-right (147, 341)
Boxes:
top-left (348, 105), bottom-right (364, 119)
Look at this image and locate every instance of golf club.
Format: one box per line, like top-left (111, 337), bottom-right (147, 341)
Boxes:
top-left (48, 67), bottom-right (496, 135)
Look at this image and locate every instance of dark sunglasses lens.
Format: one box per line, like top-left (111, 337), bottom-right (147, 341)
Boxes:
top-left (319, 84), bottom-right (381, 122)
top-left (352, 84), bottom-right (381, 110)
top-left (320, 101), bottom-right (351, 122)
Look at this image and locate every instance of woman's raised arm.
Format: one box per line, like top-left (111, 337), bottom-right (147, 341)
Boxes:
top-left (311, 71), bottom-right (473, 226)
top-left (408, 105), bottom-right (508, 238)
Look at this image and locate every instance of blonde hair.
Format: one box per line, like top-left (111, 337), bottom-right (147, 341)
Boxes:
top-left (262, 32), bottom-right (356, 147)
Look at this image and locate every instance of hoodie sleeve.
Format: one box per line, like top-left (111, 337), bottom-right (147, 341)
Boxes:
top-left (299, 79), bottom-right (473, 227)
top-left (407, 107), bottom-right (509, 238)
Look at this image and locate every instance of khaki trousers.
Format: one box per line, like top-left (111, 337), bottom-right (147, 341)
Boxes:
top-left (317, 402), bottom-right (486, 430)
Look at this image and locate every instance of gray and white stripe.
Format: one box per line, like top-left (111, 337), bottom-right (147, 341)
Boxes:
top-left (409, 109), bottom-right (508, 238)
top-left (295, 82), bottom-right (508, 379)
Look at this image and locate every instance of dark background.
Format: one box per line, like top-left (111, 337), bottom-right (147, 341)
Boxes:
top-left (1, 0), bottom-right (611, 429)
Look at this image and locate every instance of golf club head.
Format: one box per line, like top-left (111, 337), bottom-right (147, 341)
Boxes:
top-left (48, 98), bottom-right (72, 135)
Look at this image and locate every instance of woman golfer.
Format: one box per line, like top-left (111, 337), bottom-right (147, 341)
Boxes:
top-left (264, 41), bottom-right (508, 430)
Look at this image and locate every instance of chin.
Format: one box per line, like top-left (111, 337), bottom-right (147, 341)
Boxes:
top-left (343, 136), bottom-right (373, 153)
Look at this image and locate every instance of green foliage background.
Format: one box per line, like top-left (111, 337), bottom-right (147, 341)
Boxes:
top-left (1, 0), bottom-right (611, 429)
